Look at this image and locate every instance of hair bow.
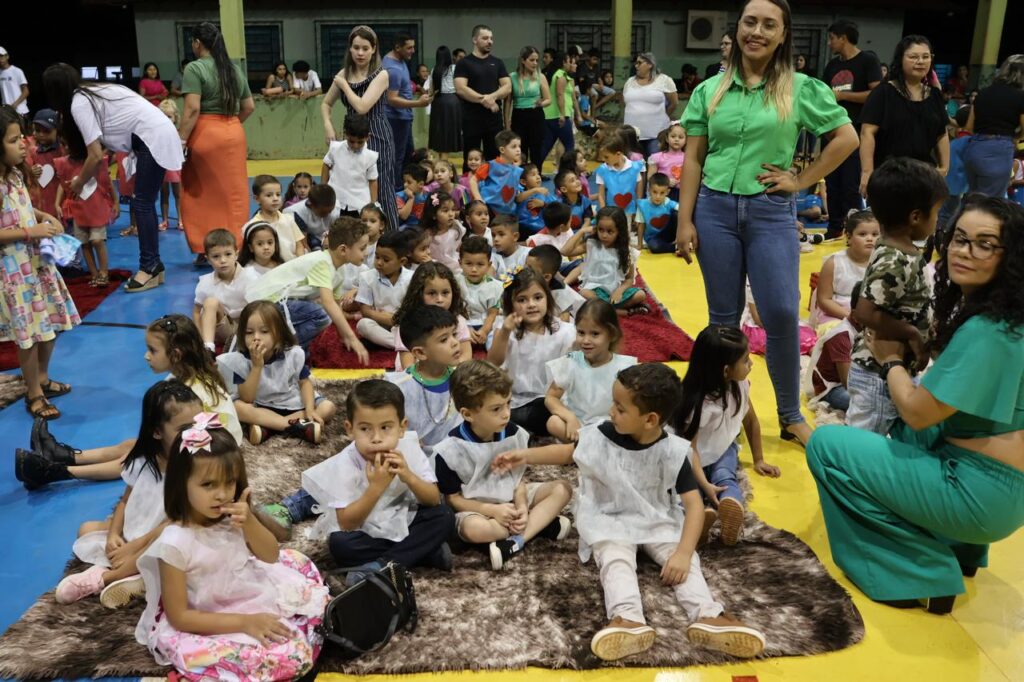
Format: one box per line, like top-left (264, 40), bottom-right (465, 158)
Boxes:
top-left (180, 412), bottom-right (224, 454)
top-left (430, 193), bottom-right (440, 207)
top-left (501, 265), bottom-right (524, 288)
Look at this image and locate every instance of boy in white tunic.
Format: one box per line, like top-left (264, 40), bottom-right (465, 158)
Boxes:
top-left (493, 363), bottom-right (765, 661)
top-left (434, 360), bottom-right (572, 570)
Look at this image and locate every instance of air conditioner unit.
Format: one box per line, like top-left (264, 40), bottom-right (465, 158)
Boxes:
top-left (687, 10), bottom-right (729, 50)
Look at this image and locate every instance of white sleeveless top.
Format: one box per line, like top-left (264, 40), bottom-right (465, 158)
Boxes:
top-left (433, 424), bottom-right (530, 503)
top-left (693, 379), bottom-right (749, 466)
top-left (828, 250), bottom-right (867, 311)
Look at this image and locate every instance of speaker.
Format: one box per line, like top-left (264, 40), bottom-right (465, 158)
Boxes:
top-left (686, 10), bottom-right (729, 50)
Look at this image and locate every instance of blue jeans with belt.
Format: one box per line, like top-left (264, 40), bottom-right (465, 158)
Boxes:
top-left (131, 134), bottom-right (167, 273)
top-left (963, 134), bottom-right (1015, 198)
top-left (694, 185), bottom-right (804, 424)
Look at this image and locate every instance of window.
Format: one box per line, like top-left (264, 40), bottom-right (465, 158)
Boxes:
top-left (178, 22), bottom-right (283, 88)
top-left (544, 21), bottom-right (651, 74)
top-left (791, 25), bottom-right (828, 77)
top-left (317, 22), bottom-right (422, 82)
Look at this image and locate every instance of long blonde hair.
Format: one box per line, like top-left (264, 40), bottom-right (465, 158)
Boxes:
top-left (708, 0), bottom-right (795, 122)
top-left (344, 25), bottom-right (382, 76)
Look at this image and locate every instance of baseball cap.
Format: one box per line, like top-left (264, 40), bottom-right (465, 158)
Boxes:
top-left (0, 47), bottom-right (7, 56)
top-left (33, 109), bottom-right (59, 130)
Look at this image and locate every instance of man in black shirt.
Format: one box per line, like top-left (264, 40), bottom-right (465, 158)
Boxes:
top-left (821, 19), bottom-right (882, 238)
top-left (454, 25), bottom-right (512, 165)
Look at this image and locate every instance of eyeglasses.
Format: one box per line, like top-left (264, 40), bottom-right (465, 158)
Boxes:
top-left (949, 230), bottom-right (1004, 260)
top-left (905, 53), bottom-right (934, 62)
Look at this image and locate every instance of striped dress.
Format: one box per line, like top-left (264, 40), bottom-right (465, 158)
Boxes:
top-left (343, 67), bottom-right (399, 231)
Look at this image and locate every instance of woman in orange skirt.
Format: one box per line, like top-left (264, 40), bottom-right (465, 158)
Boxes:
top-left (178, 22), bottom-right (255, 263)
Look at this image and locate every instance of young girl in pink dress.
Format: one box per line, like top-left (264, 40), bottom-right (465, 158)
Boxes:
top-left (135, 413), bottom-right (330, 681)
top-left (647, 123), bottom-right (685, 201)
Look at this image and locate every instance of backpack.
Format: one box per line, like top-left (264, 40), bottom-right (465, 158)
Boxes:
top-left (318, 561), bottom-right (419, 659)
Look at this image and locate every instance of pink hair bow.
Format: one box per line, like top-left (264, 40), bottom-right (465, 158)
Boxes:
top-left (430, 193), bottom-right (440, 206)
top-left (180, 412), bottom-right (223, 454)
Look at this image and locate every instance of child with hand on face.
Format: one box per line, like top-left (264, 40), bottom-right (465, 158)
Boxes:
top-left (243, 175), bottom-right (307, 261)
top-left (471, 130), bottom-right (525, 217)
top-left (490, 217), bottom-right (530, 279)
top-left (491, 363), bottom-right (767, 662)
top-left (193, 229), bottom-right (258, 351)
top-left (301, 380), bottom-right (456, 584)
top-left (323, 114), bottom-right (379, 216)
top-left (434, 360), bottom-right (573, 570)
top-left (457, 236), bottom-right (503, 346)
top-left (397, 164), bottom-right (430, 228)
top-left (516, 163), bottom-right (554, 239)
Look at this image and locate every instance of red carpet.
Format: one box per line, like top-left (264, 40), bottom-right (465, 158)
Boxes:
top-left (309, 273), bottom-right (692, 369)
top-left (0, 269), bottom-right (131, 371)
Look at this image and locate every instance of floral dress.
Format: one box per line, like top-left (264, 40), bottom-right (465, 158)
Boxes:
top-left (135, 521), bottom-right (330, 681)
top-left (0, 171), bottom-right (80, 349)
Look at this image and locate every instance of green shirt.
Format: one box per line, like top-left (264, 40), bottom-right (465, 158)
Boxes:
top-left (511, 74), bottom-right (541, 110)
top-left (182, 56), bottom-right (252, 115)
top-left (921, 315), bottom-right (1024, 439)
top-left (245, 251), bottom-right (339, 303)
top-left (543, 69), bottom-right (574, 121)
top-left (681, 71), bottom-right (850, 196)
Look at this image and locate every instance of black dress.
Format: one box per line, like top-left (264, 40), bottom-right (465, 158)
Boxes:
top-left (861, 81), bottom-right (948, 168)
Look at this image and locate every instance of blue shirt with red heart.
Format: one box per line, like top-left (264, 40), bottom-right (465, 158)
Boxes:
top-left (637, 197), bottom-right (679, 243)
top-left (561, 194), bottom-right (594, 230)
top-left (475, 159), bottom-right (524, 216)
top-left (516, 190), bottom-right (556, 237)
top-left (595, 160), bottom-right (644, 215)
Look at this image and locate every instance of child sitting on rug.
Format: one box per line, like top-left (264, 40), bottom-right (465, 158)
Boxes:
top-left (470, 130), bottom-right (524, 217)
top-left (435, 360), bottom-right (572, 570)
top-left (283, 184), bottom-right (339, 251)
top-left (353, 229), bottom-right (412, 350)
top-left (246, 217), bottom-right (370, 363)
top-left (359, 203), bottom-right (387, 264)
top-left (401, 226), bottom-right (434, 271)
top-left (421, 191), bottom-right (466, 272)
top-left (463, 199), bottom-right (493, 244)
top-left (675, 325), bottom-right (779, 547)
top-left (301, 380), bottom-right (455, 585)
top-left (491, 216), bottom-right (530, 279)
top-left (492, 363), bottom-right (766, 662)
top-left (425, 159), bottom-right (470, 211)
top-left (545, 299), bottom-right (636, 441)
top-left (397, 164), bottom-right (430, 228)
top-left (562, 207), bottom-right (647, 315)
top-left (457, 236), bottom-right (503, 346)
top-left (52, 381), bottom-right (201, 608)
top-left (527, 202), bottom-right (574, 253)
top-left (558, 148), bottom-right (593, 200)
top-left (243, 174), bottom-right (307, 261)
top-left (283, 171), bottom-right (313, 208)
top-left (217, 301), bottom-right (337, 446)
top-left (193, 228), bottom-right (258, 351)
top-left (488, 268), bottom-right (576, 435)
top-left (239, 221), bottom-right (285, 276)
top-left (392, 262), bottom-right (473, 370)
top-left (460, 149), bottom-right (484, 191)
top-left (135, 414), bottom-right (330, 681)
top-left (527, 245), bottom-right (585, 321)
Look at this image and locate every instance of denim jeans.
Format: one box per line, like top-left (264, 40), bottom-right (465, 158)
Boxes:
top-left (963, 135), bottom-right (1015, 198)
top-left (702, 442), bottom-right (743, 505)
top-left (282, 487), bottom-right (317, 522)
top-left (539, 118), bottom-right (575, 167)
top-left (823, 137), bottom-right (864, 237)
top-left (279, 300), bottom-right (330, 354)
top-left (822, 384), bottom-right (851, 412)
top-left (131, 134), bottom-right (167, 272)
top-left (693, 185), bottom-right (804, 424)
top-left (387, 117), bottom-right (414, 192)
top-left (846, 362), bottom-right (898, 435)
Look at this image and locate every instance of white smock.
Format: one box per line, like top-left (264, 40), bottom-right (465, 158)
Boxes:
top-left (692, 380), bottom-right (749, 466)
top-left (433, 425), bottom-right (530, 502)
top-left (546, 351), bottom-right (637, 426)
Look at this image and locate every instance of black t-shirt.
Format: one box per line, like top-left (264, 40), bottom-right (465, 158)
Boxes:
top-left (454, 53), bottom-right (509, 121)
top-left (973, 82), bottom-right (1024, 137)
top-left (822, 51), bottom-right (883, 127)
top-left (861, 82), bottom-right (949, 168)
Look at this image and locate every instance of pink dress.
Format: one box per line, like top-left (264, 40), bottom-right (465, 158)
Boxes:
top-left (139, 78), bottom-right (168, 106)
top-left (648, 150), bottom-right (685, 184)
top-left (428, 221), bottom-right (465, 272)
top-left (135, 521), bottom-right (330, 681)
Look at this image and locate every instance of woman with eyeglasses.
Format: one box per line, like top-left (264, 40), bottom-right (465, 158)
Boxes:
top-left (807, 195), bottom-right (1024, 614)
top-left (622, 52), bottom-right (679, 158)
top-left (858, 35), bottom-right (950, 197)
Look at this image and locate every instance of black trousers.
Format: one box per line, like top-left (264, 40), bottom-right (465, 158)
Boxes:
top-left (463, 111), bottom-right (502, 166)
top-left (510, 396), bottom-right (552, 436)
top-left (824, 136), bottom-right (864, 237)
top-left (511, 107), bottom-right (546, 167)
top-left (328, 504), bottom-right (455, 568)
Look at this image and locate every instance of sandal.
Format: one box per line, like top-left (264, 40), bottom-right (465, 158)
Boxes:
top-left (158, 220), bottom-right (169, 231)
top-left (41, 379), bottom-right (72, 398)
top-left (93, 274), bottom-right (109, 287)
top-left (26, 395), bottom-right (60, 420)
top-left (627, 304), bottom-right (651, 317)
top-left (120, 225), bottom-right (138, 237)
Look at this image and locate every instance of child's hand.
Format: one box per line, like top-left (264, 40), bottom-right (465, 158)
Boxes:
top-left (341, 289), bottom-right (357, 305)
top-left (242, 613), bottom-right (293, 647)
top-left (536, 187), bottom-right (549, 196)
top-left (488, 502), bottom-right (519, 527)
top-left (54, 205), bottom-right (64, 221)
top-left (32, 164), bottom-right (42, 178)
top-left (491, 449), bottom-right (527, 473)
top-left (346, 336), bottom-right (370, 366)
top-left (527, 197), bottom-right (545, 209)
top-left (701, 482), bottom-right (727, 506)
top-left (502, 312), bottom-right (523, 332)
top-left (30, 221), bottom-right (61, 239)
top-left (562, 415), bottom-right (582, 442)
top-left (107, 540), bottom-right (139, 570)
top-left (660, 549), bottom-right (691, 586)
top-left (220, 488), bottom-right (253, 528)
top-left (908, 332), bottom-right (927, 370)
top-left (754, 460), bottom-right (781, 478)
top-left (610, 288), bottom-right (627, 304)
top-left (305, 409), bottom-right (325, 427)
top-left (248, 337), bottom-right (266, 367)
top-left (469, 327), bottom-right (488, 345)
top-left (367, 453), bottom-right (397, 491)
top-left (105, 532), bottom-right (126, 558)
top-left (382, 451), bottom-right (410, 482)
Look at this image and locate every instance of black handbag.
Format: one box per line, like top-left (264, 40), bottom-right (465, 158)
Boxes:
top-left (318, 561), bottom-right (418, 659)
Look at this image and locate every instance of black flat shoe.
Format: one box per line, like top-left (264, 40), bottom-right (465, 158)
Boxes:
top-left (960, 564), bottom-right (979, 578)
top-left (878, 595), bottom-right (956, 614)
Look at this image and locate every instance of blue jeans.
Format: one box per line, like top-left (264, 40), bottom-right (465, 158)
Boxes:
top-left (539, 118), bottom-right (575, 168)
top-left (822, 384), bottom-right (850, 412)
top-left (131, 134), bottom-right (167, 272)
top-left (279, 300), bottom-right (330, 354)
top-left (282, 487), bottom-right (317, 522)
top-left (387, 117), bottom-right (414, 192)
top-left (702, 442), bottom-right (743, 505)
top-left (963, 135), bottom-right (1015, 198)
top-left (694, 185), bottom-right (804, 424)
top-left (846, 362), bottom-right (897, 435)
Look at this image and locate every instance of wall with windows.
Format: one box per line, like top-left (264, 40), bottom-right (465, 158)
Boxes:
top-left (135, 5), bottom-right (905, 89)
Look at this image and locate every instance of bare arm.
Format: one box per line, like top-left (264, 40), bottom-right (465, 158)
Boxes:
top-left (11, 84), bottom-right (29, 110)
top-left (447, 491), bottom-right (505, 517)
top-left (397, 192), bottom-right (414, 220)
top-left (321, 163), bottom-right (331, 185)
top-left (321, 82), bottom-right (341, 141)
top-left (238, 97), bottom-right (255, 123)
top-left (487, 325), bottom-right (512, 366)
top-left (335, 71), bottom-right (390, 116)
top-left (815, 256), bottom-right (851, 320)
top-left (469, 174), bottom-right (483, 202)
top-left (369, 178), bottom-right (379, 203)
top-left (835, 81), bottom-right (879, 105)
top-left (320, 288), bottom-right (367, 358)
top-left (71, 140), bottom-right (106, 197)
top-left (881, 363), bottom-right (956, 430)
top-left (236, 361), bottom-right (263, 404)
top-left (935, 133), bottom-right (950, 175)
top-left (179, 93), bottom-right (202, 142)
top-left (537, 74), bottom-right (552, 109)
top-left (858, 124), bottom-right (879, 194)
top-left (455, 76), bottom-right (484, 103)
top-left (742, 402), bottom-right (766, 467)
top-left (793, 123), bottom-right (859, 191)
top-left (544, 383), bottom-right (576, 425)
top-left (560, 226), bottom-right (590, 258)
top-left (664, 91), bottom-right (679, 119)
top-left (337, 485), bottom-right (388, 531)
top-left (359, 302), bottom-right (394, 327)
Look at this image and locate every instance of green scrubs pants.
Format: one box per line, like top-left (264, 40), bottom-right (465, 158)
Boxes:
top-left (806, 423), bottom-right (1024, 601)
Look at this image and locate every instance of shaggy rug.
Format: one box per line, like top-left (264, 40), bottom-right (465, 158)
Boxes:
top-left (0, 373), bottom-right (26, 411)
top-left (308, 272), bottom-right (693, 369)
top-left (0, 269), bottom-right (132, 371)
top-left (0, 378), bottom-right (862, 679)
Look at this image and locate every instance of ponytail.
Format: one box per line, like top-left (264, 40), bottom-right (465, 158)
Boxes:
top-left (193, 22), bottom-right (241, 114)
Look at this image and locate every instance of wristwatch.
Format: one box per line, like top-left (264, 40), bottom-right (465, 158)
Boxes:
top-left (880, 360), bottom-right (905, 381)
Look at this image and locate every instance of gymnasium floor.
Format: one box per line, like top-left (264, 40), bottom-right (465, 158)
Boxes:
top-left (0, 159), bottom-right (1020, 682)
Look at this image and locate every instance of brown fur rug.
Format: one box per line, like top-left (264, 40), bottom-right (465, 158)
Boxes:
top-left (0, 378), bottom-right (863, 679)
top-left (0, 373), bottom-right (26, 411)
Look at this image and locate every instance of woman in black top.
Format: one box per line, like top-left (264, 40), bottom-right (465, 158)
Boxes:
top-left (859, 35), bottom-right (949, 196)
top-left (963, 55), bottom-right (1024, 197)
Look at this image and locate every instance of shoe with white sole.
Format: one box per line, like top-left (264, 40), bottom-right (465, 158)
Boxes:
top-left (99, 574), bottom-right (146, 609)
top-left (591, 617), bottom-right (657, 661)
top-left (55, 565), bottom-right (105, 604)
top-left (686, 612), bottom-right (765, 658)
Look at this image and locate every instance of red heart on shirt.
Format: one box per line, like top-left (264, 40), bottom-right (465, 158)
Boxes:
top-left (649, 215), bottom-right (670, 230)
top-left (571, 215), bottom-right (582, 229)
top-left (530, 204), bottom-right (542, 216)
top-left (613, 193), bottom-right (632, 208)
top-left (671, 166), bottom-right (682, 180)
top-left (501, 186), bottom-right (516, 203)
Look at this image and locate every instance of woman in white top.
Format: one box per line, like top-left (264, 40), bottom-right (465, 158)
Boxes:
top-left (429, 46), bottom-right (463, 160)
top-left (622, 53), bottom-right (680, 157)
top-left (43, 62), bottom-right (183, 292)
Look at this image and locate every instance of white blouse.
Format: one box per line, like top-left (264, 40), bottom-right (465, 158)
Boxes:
top-left (71, 85), bottom-right (183, 171)
top-left (622, 73), bottom-right (677, 140)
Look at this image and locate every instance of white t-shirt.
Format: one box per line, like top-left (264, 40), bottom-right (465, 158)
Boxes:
top-left (552, 286), bottom-right (585, 319)
top-left (546, 351), bottom-right (638, 425)
top-left (622, 73), bottom-right (677, 140)
top-left (494, 245), bottom-right (530, 279)
top-left (323, 140), bottom-right (379, 212)
top-left (242, 213), bottom-right (306, 262)
top-left (0, 65), bottom-right (28, 114)
top-left (283, 201), bottom-right (339, 241)
top-left (501, 321), bottom-right (576, 408)
top-left (293, 70), bottom-right (322, 93)
top-left (693, 379), bottom-right (750, 466)
top-left (217, 345), bottom-right (310, 411)
top-left (194, 264), bottom-right (258, 319)
top-left (355, 266), bottom-right (413, 313)
top-left (527, 229), bottom-right (574, 251)
top-left (70, 84), bottom-right (183, 171)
